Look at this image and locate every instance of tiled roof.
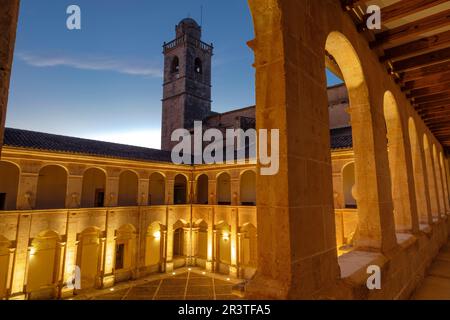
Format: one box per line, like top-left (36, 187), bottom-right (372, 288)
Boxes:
top-left (3, 126), bottom-right (353, 163)
top-left (330, 126), bottom-right (353, 149)
top-left (3, 128), bottom-right (173, 163)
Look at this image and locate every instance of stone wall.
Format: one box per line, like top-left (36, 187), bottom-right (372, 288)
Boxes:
top-left (0, 0), bottom-right (20, 156)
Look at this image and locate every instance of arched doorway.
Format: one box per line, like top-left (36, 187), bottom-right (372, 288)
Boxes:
top-left (145, 222), bottom-right (164, 272)
top-left (193, 220), bottom-right (208, 268)
top-left (115, 224), bottom-right (137, 282)
top-left (423, 135), bottom-right (439, 220)
top-left (118, 170), bottom-right (138, 206)
top-left (36, 165), bottom-right (68, 209)
top-left (196, 174), bottom-right (209, 204)
top-left (27, 230), bottom-right (60, 299)
top-left (77, 227), bottom-right (101, 290)
top-left (325, 31), bottom-right (397, 251)
top-left (173, 174), bottom-right (187, 205)
top-left (149, 172), bottom-right (165, 205)
top-left (0, 161), bottom-right (19, 210)
top-left (383, 91), bottom-right (417, 232)
top-left (217, 173), bottom-right (231, 205)
top-left (240, 171), bottom-right (256, 206)
top-left (81, 168), bottom-right (106, 208)
top-left (433, 145), bottom-right (446, 215)
top-left (215, 221), bottom-right (231, 274)
top-left (173, 220), bottom-right (187, 268)
top-left (408, 118), bottom-right (431, 224)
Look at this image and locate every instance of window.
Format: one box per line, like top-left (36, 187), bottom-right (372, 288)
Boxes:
top-left (0, 193), bottom-right (6, 210)
top-left (171, 56), bottom-right (179, 73)
top-left (95, 189), bottom-right (104, 207)
top-left (195, 58), bottom-right (202, 74)
top-left (115, 243), bottom-right (125, 270)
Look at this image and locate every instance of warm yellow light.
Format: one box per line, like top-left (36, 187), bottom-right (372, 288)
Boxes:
top-left (172, 272), bottom-right (176, 276)
top-left (29, 247), bottom-right (36, 256)
top-left (222, 232), bottom-right (230, 241)
top-left (202, 272), bottom-right (206, 275)
top-left (153, 231), bottom-right (161, 240)
top-left (110, 288), bottom-right (115, 292)
top-left (227, 278), bottom-right (231, 281)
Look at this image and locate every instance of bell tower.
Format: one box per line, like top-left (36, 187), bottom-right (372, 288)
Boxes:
top-left (161, 18), bottom-right (213, 151)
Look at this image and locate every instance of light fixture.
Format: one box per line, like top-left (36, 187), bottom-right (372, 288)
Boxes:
top-left (202, 272), bottom-right (206, 275)
top-left (29, 247), bottom-right (36, 256)
top-left (222, 232), bottom-right (230, 241)
top-left (227, 278), bottom-right (231, 281)
top-left (172, 272), bottom-right (176, 276)
top-left (153, 231), bottom-right (161, 240)
top-left (188, 268), bottom-right (192, 271)
top-left (110, 288), bottom-right (115, 292)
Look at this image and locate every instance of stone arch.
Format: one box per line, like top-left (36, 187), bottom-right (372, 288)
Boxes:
top-left (325, 31), bottom-right (396, 250)
top-left (408, 118), bottom-right (432, 224)
top-left (118, 170), bottom-right (139, 207)
top-left (36, 165), bottom-right (68, 210)
top-left (240, 170), bottom-right (256, 206)
top-left (216, 172), bottom-right (231, 205)
top-left (149, 172), bottom-right (165, 205)
top-left (81, 167), bottom-right (106, 208)
top-left (423, 135), bottom-right (439, 219)
top-left (196, 174), bottom-right (209, 204)
top-left (77, 227), bottom-right (101, 289)
top-left (174, 174), bottom-right (188, 205)
top-left (342, 162), bottom-right (356, 209)
top-left (433, 145), bottom-right (446, 215)
top-left (383, 91), bottom-right (418, 232)
top-left (171, 56), bottom-right (179, 73)
top-left (115, 224), bottom-right (137, 276)
top-left (173, 219), bottom-right (188, 259)
top-left (440, 152), bottom-right (450, 209)
top-left (0, 160), bottom-right (20, 210)
top-left (27, 230), bottom-right (60, 298)
top-left (145, 222), bottom-right (164, 268)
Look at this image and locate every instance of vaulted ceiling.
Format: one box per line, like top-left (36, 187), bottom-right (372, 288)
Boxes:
top-left (341, 0), bottom-right (450, 152)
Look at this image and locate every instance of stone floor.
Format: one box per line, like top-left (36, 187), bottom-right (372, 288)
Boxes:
top-left (412, 240), bottom-right (450, 300)
top-left (69, 268), bottom-right (245, 300)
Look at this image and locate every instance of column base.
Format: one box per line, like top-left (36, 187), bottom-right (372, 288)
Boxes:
top-left (59, 287), bottom-right (75, 299)
top-left (205, 260), bottom-right (214, 273)
top-left (100, 274), bottom-right (115, 289)
top-left (245, 274), bottom-right (289, 300)
top-left (229, 265), bottom-right (239, 278)
top-left (165, 261), bottom-right (174, 273)
top-left (8, 293), bottom-right (27, 300)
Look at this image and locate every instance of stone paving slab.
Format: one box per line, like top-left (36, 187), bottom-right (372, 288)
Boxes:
top-left (71, 268), bottom-right (244, 301)
top-left (413, 276), bottom-right (450, 300)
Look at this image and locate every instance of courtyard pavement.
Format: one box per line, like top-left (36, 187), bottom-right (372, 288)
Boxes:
top-left (69, 268), bottom-right (245, 300)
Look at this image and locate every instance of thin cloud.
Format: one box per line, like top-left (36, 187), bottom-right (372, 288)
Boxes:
top-left (17, 51), bottom-right (163, 78)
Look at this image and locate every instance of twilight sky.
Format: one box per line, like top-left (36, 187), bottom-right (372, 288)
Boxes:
top-left (7, 0), bottom-right (342, 149)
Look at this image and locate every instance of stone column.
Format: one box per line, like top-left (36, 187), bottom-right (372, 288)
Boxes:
top-left (16, 172), bottom-right (38, 210)
top-left (138, 173), bottom-right (150, 206)
top-left (9, 213), bottom-right (31, 299)
top-left (229, 208), bottom-right (239, 278)
top-left (0, 0), bottom-right (20, 155)
top-left (105, 174), bottom-right (119, 207)
top-left (166, 179), bottom-right (174, 205)
top-left (230, 171), bottom-right (240, 206)
top-left (206, 207), bottom-right (215, 272)
top-left (59, 211), bottom-right (79, 298)
top-left (5, 248), bottom-right (15, 297)
top-left (101, 210), bottom-right (117, 288)
top-left (66, 175), bottom-right (83, 209)
top-left (164, 208), bottom-right (174, 272)
top-left (208, 179), bottom-right (217, 205)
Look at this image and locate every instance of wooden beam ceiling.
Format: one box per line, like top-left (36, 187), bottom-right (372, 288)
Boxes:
top-left (342, 0), bottom-right (450, 150)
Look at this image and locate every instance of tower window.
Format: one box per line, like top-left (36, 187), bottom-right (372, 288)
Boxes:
top-left (171, 56), bottom-right (179, 73)
top-left (195, 58), bottom-right (202, 74)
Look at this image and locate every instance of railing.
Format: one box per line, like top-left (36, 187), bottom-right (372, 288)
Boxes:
top-left (163, 35), bottom-right (213, 53)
